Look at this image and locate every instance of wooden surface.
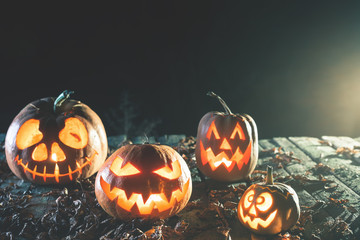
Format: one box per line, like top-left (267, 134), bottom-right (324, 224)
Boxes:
top-left (1, 135), bottom-right (360, 239)
top-left (258, 136), bottom-right (360, 239)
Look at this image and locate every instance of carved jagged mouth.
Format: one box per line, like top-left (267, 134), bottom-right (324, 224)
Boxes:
top-left (14, 153), bottom-right (97, 183)
top-left (100, 176), bottom-right (190, 215)
top-left (239, 206), bottom-right (277, 229)
top-left (199, 140), bottom-right (252, 172)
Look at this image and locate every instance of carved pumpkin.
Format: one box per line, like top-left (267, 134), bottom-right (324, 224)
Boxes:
top-left (95, 144), bottom-right (192, 220)
top-left (195, 92), bottom-right (258, 182)
top-left (238, 166), bottom-right (300, 235)
top-left (5, 90), bottom-right (108, 184)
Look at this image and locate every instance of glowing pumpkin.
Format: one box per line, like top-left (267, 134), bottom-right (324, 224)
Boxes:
top-left (195, 91), bottom-right (258, 182)
top-left (5, 90), bottom-right (108, 184)
top-left (95, 144), bottom-right (192, 220)
top-left (238, 166), bottom-right (300, 235)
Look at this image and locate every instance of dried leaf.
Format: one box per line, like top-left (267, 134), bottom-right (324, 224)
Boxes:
top-left (312, 163), bottom-right (334, 175)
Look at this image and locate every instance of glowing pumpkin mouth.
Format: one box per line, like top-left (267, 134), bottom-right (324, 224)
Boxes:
top-left (239, 206), bottom-right (277, 229)
top-left (14, 152), bottom-right (97, 183)
top-left (100, 176), bottom-right (190, 215)
top-left (199, 140), bottom-right (252, 172)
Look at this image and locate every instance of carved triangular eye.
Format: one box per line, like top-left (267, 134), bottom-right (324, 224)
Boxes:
top-left (230, 122), bottom-right (245, 140)
top-left (59, 118), bottom-right (88, 149)
top-left (206, 121), bottom-right (220, 140)
top-left (153, 159), bottom-right (182, 180)
top-left (110, 156), bottom-right (141, 176)
top-left (16, 119), bottom-right (43, 149)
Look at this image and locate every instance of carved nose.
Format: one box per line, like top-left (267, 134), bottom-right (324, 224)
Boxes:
top-left (249, 205), bottom-right (257, 216)
top-left (32, 143), bottom-right (48, 161)
top-left (51, 142), bottom-right (66, 162)
top-left (220, 138), bottom-right (232, 150)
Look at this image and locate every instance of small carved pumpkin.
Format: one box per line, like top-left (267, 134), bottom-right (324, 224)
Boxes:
top-left (95, 144), bottom-right (192, 220)
top-left (238, 166), bottom-right (300, 235)
top-left (5, 90), bottom-right (108, 184)
top-left (195, 92), bottom-right (258, 182)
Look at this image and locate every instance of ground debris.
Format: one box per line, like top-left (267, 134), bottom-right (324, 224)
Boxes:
top-left (261, 147), bottom-right (301, 168)
top-left (311, 163), bottom-right (334, 175)
top-left (318, 140), bottom-right (332, 147)
top-left (323, 219), bottom-right (354, 239)
top-left (1, 136), bottom-right (359, 240)
top-left (273, 232), bottom-right (301, 240)
top-left (328, 197), bottom-right (349, 208)
top-left (292, 174), bottom-right (334, 185)
top-left (336, 147), bottom-right (360, 159)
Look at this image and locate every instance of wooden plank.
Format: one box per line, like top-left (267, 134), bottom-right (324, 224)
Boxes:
top-left (322, 136), bottom-right (360, 149)
top-left (259, 139), bottom-right (313, 202)
top-left (322, 136), bottom-right (360, 163)
top-left (273, 137), bottom-right (317, 176)
top-left (289, 137), bottom-right (360, 236)
top-left (258, 139), bottom-right (290, 177)
top-left (289, 137), bottom-right (360, 196)
top-left (258, 138), bottom-right (335, 239)
top-left (274, 137), bottom-right (360, 221)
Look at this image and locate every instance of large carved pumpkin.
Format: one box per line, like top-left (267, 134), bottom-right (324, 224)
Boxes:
top-left (238, 166), bottom-right (300, 235)
top-left (5, 90), bottom-right (108, 184)
top-left (195, 92), bottom-right (258, 182)
top-left (95, 144), bottom-right (192, 220)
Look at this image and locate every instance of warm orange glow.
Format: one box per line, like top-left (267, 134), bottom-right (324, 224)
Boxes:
top-left (153, 159), bottom-right (181, 180)
top-left (256, 192), bottom-right (273, 212)
top-left (59, 117), bottom-right (88, 149)
top-left (230, 122), bottom-right (245, 140)
top-left (219, 138), bottom-right (232, 150)
top-left (100, 176), bottom-right (190, 214)
top-left (32, 143), bottom-right (48, 161)
top-left (110, 156), bottom-right (141, 176)
top-left (16, 119), bottom-right (43, 149)
top-left (51, 142), bottom-right (66, 162)
top-left (14, 152), bottom-right (96, 182)
top-left (54, 163), bottom-right (60, 182)
top-left (206, 121), bottom-right (220, 139)
top-left (286, 208), bottom-right (292, 220)
top-left (249, 205), bottom-right (257, 216)
top-left (243, 190), bottom-right (255, 209)
top-left (239, 190), bottom-right (276, 230)
top-left (239, 206), bottom-right (277, 229)
top-left (199, 140), bottom-right (252, 171)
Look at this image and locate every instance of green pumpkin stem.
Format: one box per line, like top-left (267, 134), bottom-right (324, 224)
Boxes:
top-left (54, 90), bottom-right (74, 113)
top-left (266, 166), bottom-right (274, 185)
top-left (207, 91), bottom-right (233, 115)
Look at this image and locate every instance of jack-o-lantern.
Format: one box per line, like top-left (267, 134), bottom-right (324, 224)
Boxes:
top-left (238, 166), bottom-right (300, 235)
top-left (195, 92), bottom-right (258, 182)
top-left (95, 144), bottom-right (192, 220)
top-left (5, 90), bottom-right (108, 185)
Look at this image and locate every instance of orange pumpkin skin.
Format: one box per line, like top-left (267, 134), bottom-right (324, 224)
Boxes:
top-left (5, 92), bottom-right (108, 185)
top-left (237, 167), bottom-right (300, 235)
top-left (95, 144), bottom-right (192, 220)
top-left (195, 92), bottom-right (258, 182)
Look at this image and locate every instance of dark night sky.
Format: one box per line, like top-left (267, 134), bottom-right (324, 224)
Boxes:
top-left (2, 1), bottom-right (360, 138)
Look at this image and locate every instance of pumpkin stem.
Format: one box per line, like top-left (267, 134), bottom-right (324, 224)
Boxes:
top-left (143, 133), bottom-right (149, 144)
top-left (54, 90), bottom-right (74, 113)
top-left (266, 166), bottom-right (274, 185)
top-left (207, 91), bottom-right (233, 115)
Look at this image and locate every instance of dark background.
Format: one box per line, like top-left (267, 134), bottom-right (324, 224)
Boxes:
top-left (2, 1), bottom-right (360, 138)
